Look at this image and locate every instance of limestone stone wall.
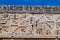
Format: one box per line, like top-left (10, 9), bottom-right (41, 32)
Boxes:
top-left (0, 6), bottom-right (60, 40)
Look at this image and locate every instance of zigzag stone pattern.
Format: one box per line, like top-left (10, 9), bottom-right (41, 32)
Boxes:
top-left (0, 6), bottom-right (60, 38)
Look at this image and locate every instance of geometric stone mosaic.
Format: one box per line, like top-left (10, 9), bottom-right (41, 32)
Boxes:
top-left (0, 6), bottom-right (60, 38)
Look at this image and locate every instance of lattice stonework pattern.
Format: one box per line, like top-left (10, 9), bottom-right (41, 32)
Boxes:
top-left (0, 6), bottom-right (60, 38)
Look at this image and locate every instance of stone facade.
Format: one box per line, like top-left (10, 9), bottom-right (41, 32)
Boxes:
top-left (0, 6), bottom-right (60, 40)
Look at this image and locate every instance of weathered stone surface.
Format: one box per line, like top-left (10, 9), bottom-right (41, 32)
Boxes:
top-left (0, 6), bottom-right (60, 38)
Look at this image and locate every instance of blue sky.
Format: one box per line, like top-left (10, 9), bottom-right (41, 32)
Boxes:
top-left (0, 0), bottom-right (60, 5)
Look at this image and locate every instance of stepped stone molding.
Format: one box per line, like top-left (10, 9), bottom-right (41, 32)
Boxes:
top-left (0, 6), bottom-right (60, 13)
